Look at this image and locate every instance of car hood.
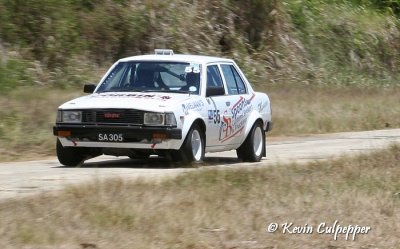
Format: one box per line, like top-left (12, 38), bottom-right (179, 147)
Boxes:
top-left (58, 92), bottom-right (194, 112)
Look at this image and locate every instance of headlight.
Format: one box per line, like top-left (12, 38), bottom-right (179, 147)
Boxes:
top-left (144, 112), bottom-right (176, 126)
top-left (144, 113), bottom-right (164, 125)
top-left (57, 110), bottom-right (82, 123)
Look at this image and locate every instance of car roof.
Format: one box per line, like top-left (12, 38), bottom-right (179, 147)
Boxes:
top-left (119, 53), bottom-right (234, 64)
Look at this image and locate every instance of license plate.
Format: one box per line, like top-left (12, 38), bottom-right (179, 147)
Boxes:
top-left (98, 133), bottom-right (124, 142)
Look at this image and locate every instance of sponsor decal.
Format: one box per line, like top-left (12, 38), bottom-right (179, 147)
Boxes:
top-left (219, 94), bottom-right (255, 142)
top-left (91, 93), bottom-right (172, 101)
top-left (220, 110), bottom-right (233, 141)
top-left (182, 100), bottom-right (204, 115)
top-left (258, 101), bottom-right (268, 112)
top-left (208, 110), bottom-right (214, 121)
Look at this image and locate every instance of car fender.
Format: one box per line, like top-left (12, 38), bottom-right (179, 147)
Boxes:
top-left (256, 94), bottom-right (272, 131)
top-left (240, 110), bottom-right (264, 145)
top-left (178, 111), bottom-right (206, 148)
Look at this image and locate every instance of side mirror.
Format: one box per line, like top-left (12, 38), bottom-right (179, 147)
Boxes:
top-left (83, 84), bottom-right (96, 93)
top-left (206, 86), bottom-right (225, 97)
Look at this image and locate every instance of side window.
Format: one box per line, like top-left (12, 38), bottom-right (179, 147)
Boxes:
top-left (221, 64), bottom-right (238, 95)
top-left (231, 66), bottom-right (247, 94)
top-left (207, 65), bottom-right (224, 88)
top-left (220, 64), bottom-right (247, 95)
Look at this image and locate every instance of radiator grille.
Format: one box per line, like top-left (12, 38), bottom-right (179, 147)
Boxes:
top-left (82, 109), bottom-right (144, 125)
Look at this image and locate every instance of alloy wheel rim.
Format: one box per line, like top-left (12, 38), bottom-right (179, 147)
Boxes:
top-left (253, 126), bottom-right (263, 157)
top-left (191, 129), bottom-right (202, 161)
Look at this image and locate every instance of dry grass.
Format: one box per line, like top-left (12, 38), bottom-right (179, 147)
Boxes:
top-left (1, 85), bottom-right (400, 162)
top-left (0, 87), bottom-right (82, 161)
top-left (267, 85), bottom-right (400, 136)
top-left (0, 145), bottom-right (399, 248)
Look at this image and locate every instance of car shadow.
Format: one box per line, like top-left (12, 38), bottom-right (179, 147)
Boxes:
top-left (53, 156), bottom-right (243, 169)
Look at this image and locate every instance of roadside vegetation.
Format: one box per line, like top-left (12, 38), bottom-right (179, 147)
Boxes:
top-left (0, 145), bottom-right (399, 248)
top-left (269, 85), bottom-right (400, 135)
top-left (1, 0), bottom-right (400, 161)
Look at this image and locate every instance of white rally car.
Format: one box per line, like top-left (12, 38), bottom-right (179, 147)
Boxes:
top-left (53, 49), bottom-right (272, 166)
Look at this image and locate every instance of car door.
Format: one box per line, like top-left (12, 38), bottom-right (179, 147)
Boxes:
top-left (219, 63), bottom-right (253, 146)
top-left (204, 64), bottom-right (236, 151)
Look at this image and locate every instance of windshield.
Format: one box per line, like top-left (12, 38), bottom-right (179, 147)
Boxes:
top-left (96, 61), bottom-right (201, 94)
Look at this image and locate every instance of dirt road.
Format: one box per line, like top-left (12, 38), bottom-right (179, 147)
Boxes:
top-left (0, 129), bottom-right (399, 201)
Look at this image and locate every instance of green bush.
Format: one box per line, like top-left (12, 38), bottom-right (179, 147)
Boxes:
top-left (0, 58), bottom-right (31, 91)
top-left (284, 0), bottom-right (400, 86)
top-left (0, 0), bottom-right (81, 67)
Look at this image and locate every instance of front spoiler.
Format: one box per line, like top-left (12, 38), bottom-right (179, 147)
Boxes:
top-left (57, 137), bottom-right (182, 150)
top-left (53, 124), bottom-right (183, 150)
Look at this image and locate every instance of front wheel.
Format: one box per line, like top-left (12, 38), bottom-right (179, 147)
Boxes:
top-left (236, 121), bottom-right (265, 162)
top-left (56, 139), bottom-right (86, 166)
top-left (173, 124), bottom-right (205, 164)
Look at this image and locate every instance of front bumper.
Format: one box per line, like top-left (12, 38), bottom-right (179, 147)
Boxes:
top-left (53, 124), bottom-right (182, 149)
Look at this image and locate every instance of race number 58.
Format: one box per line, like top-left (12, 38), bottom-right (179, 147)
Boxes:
top-left (213, 110), bottom-right (220, 124)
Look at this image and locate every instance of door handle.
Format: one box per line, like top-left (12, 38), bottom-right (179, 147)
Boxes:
top-left (226, 101), bottom-right (230, 106)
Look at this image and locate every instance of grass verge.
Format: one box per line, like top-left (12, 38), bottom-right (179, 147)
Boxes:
top-left (0, 145), bottom-right (399, 248)
top-left (267, 85), bottom-right (400, 136)
top-left (0, 87), bottom-right (83, 162)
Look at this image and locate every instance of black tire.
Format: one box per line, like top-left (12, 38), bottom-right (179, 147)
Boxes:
top-left (236, 121), bottom-right (265, 162)
top-left (173, 124), bottom-right (205, 164)
top-left (56, 139), bottom-right (86, 166)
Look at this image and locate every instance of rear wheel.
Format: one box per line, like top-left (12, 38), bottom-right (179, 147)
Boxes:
top-left (56, 139), bottom-right (86, 166)
top-left (173, 124), bottom-right (205, 164)
top-left (236, 121), bottom-right (265, 162)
